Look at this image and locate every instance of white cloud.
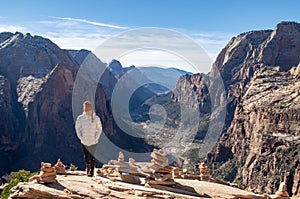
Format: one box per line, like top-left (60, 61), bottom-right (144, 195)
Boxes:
top-left (0, 16), bottom-right (233, 72)
top-left (51, 16), bottom-right (128, 29)
top-left (0, 25), bottom-right (26, 33)
top-left (29, 17), bottom-right (127, 50)
top-left (44, 35), bottom-right (106, 50)
top-left (39, 30), bottom-right (118, 50)
top-left (188, 31), bottom-right (234, 61)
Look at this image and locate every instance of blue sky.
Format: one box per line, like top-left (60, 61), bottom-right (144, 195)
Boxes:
top-left (0, 0), bottom-right (299, 72)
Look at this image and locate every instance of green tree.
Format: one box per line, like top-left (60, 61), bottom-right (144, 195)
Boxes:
top-left (1, 170), bottom-right (37, 199)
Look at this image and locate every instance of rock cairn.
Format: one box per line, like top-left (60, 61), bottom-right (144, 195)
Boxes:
top-left (99, 165), bottom-right (119, 178)
top-left (54, 158), bottom-right (66, 175)
top-left (177, 169), bottom-right (199, 180)
top-left (39, 162), bottom-right (57, 183)
top-left (275, 182), bottom-right (289, 197)
top-left (145, 149), bottom-right (175, 186)
top-left (266, 181), bottom-right (290, 199)
top-left (147, 149), bottom-right (168, 171)
top-left (110, 152), bottom-right (140, 175)
top-left (199, 162), bottom-right (211, 181)
top-left (146, 166), bottom-right (175, 186)
top-left (29, 162), bottom-right (56, 184)
top-left (118, 151), bottom-right (124, 162)
top-left (172, 167), bottom-right (181, 178)
top-left (100, 152), bottom-right (144, 183)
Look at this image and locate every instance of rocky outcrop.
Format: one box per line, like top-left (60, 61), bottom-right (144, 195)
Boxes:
top-left (9, 173), bottom-right (267, 199)
top-left (68, 49), bottom-right (90, 65)
top-left (258, 21), bottom-right (300, 70)
top-left (172, 73), bottom-right (210, 113)
top-left (107, 59), bottom-right (124, 77)
top-left (0, 32), bottom-right (154, 176)
top-left (206, 21), bottom-right (300, 196)
top-left (0, 32), bottom-right (14, 44)
top-left (0, 32), bottom-right (87, 173)
top-left (0, 33), bottom-right (110, 175)
top-left (0, 32), bottom-right (69, 85)
top-left (208, 65), bottom-right (300, 194)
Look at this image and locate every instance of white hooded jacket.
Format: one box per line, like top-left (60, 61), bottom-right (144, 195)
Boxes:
top-left (75, 112), bottom-right (102, 146)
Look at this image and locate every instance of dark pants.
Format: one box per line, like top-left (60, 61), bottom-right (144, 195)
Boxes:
top-left (82, 144), bottom-right (97, 175)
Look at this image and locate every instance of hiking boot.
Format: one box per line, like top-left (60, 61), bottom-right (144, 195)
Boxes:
top-left (86, 164), bottom-right (91, 176)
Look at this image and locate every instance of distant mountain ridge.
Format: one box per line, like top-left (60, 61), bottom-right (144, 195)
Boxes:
top-left (67, 54), bottom-right (191, 94)
top-left (106, 60), bottom-right (193, 93)
top-left (137, 66), bottom-right (193, 91)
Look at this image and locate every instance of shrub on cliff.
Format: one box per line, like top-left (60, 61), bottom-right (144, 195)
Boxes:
top-left (1, 169), bottom-right (37, 199)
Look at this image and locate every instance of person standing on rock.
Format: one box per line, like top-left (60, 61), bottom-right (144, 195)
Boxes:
top-left (75, 100), bottom-right (102, 177)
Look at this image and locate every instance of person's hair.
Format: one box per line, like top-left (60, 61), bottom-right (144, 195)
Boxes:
top-left (83, 100), bottom-right (94, 122)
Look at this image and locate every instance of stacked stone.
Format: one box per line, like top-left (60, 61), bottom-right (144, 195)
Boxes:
top-left (54, 158), bottom-right (66, 175)
top-left (199, 162), bottom-right (211, 181)
top-left (100, 165), bottom-right (119, 177)
top-left (128, 158), bottom-right (136, 166)
top-left (267, 182), bottom-right (290, 199)
top-left (145, 149), bottom-right (175, 186)
top-left (146, 166), bottom-right (176, 186)
top-left (148, 149), bottom-right (168, 171)
top-left (275, 182), bottom-right (289, 198)
top-left (178, 169), bottom-right (200, 180)
top-left (39, 162), bottom-right (56, 183)
top-left (172, 167), bottom-right (181, 178)
top-left (118, 151), bottom-right (124, 162)
top-left (114, 152), bottom-right (140, 174)
top-left (101, 152), bottom-right (142, 178)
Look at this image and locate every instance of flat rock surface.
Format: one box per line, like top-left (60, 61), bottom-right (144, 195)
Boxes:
top-left (9, 173), bottom-right (270, 199)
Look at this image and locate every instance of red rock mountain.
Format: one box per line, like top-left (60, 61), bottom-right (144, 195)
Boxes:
top-left (159, 21), bottom-right (300, 197)
top-left (204, 22), bottom-right (300, 196)
top-left (0, 32), bottom-right (151, 176)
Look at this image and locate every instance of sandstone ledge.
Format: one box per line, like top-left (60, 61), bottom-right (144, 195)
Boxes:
top-left (9, 172), bottom-right (270, 199)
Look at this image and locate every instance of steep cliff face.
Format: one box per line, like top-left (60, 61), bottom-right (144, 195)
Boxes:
top-left (207, 22), bottom-right (300, 196)
top-left (0, 75), bottom-right (26, 175)
top-left (24, 65), bottom-right (81, 168)
top-left (172, 74), bottom-right (210, 113)
top-left (210, 29), bottom-right (272, 126)
top-left (258, 21), bottom-right (300, 70)
top-left (0, 33), bottom-right (113, 174)
top-left (0, 32), bottom-right (153, 175)
top-left (0, 75), bottom-right (25, 147)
